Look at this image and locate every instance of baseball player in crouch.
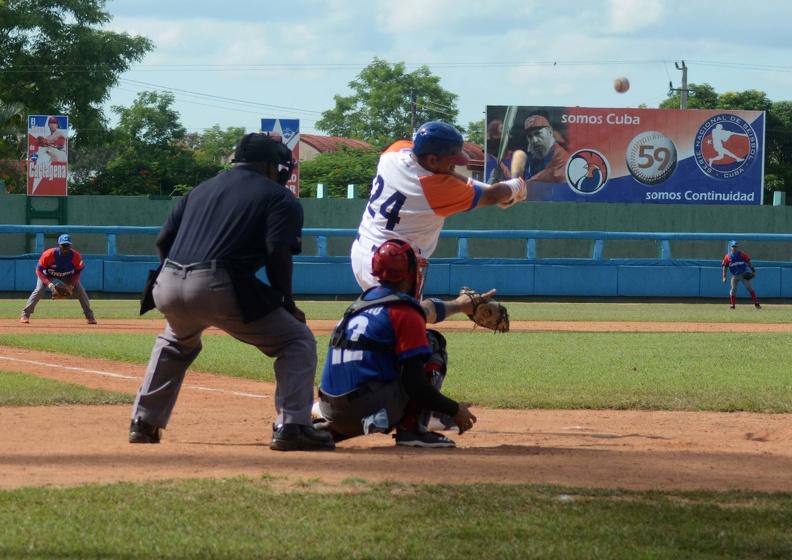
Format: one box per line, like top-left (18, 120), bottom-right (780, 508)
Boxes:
top-left (722, 240), bottom-right (761, 309)
top-left (20, 234), bottom-right (96, 324)
top-left (316, 240), bottom-right (478, 448)
top-left (351, 121), bottom-right (526, 324)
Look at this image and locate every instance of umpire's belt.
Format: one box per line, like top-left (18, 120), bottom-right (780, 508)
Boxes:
top-left (318, 384), bottom-right (373, 403)
top-left (164, 259), bottom-right (228, 272)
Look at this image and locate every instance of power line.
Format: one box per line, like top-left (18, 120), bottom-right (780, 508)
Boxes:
top-left (119, 78), bottom-right (324, 116)
top-left (113, 86), bottom-right (318, 126)
top-left (687, 60), bottom-right (792, 73)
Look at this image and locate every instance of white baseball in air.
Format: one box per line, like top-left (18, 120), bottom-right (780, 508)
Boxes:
top-left (614, 77), bottom-right (630, 93)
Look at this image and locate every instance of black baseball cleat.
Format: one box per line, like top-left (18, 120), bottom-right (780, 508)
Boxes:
top-left (270, 423), bottom-right (336, 451)
top-left (755, 303), bottom-right (762, 309)
top-left (394, 428), bottom-right (456, 448)
top-left (129, 417), bottom-right (161, 444)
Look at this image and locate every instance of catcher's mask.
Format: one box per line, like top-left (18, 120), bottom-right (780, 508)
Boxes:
top-left (371, 240), bottom-right (427, 299)
top-left (232, 132), bottom-right (295, 186)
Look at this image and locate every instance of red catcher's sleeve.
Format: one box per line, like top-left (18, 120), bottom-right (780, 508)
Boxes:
top-left (388, 303), bottom-right (431, 361)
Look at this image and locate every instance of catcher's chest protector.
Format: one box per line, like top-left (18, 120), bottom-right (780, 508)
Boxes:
top-left (331, 292), bottom-right (425, 352)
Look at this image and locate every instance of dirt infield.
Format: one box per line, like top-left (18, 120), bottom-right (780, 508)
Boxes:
top-left (1, 318), bottom-right (791, 492)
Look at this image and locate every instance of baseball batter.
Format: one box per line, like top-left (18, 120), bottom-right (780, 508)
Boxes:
top-left (722, 240), bottom-right (761, 309)
top-left (351, 120), bottom-right (525, 322)
top-left (20, 234), bottom-right (96, 324)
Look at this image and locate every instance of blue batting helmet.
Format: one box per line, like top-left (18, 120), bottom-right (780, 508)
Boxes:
top-left (412, 121), bottom-right (468, 165)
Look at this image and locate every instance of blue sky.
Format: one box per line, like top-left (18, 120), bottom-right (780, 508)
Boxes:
top-left (104, 0), bottom-right (792, 135)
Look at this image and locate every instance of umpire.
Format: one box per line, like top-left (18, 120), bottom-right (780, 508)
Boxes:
top-left (129, 132), bottom-right (334, 452)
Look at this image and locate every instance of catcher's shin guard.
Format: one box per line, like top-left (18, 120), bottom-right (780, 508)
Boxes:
top-left (418, 329), bottom-right (449, 429)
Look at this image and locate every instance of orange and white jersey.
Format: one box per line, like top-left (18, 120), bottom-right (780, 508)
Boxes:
top-left (356, 140), bottom-right (482, 259)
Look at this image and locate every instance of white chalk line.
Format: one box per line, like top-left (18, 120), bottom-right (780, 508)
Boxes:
top-left (0, 355), bottom-right (268, 399)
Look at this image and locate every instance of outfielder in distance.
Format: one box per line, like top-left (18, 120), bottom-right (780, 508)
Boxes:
top-left (351, 121), bottom-right (526, 323)
top-left (722, 240), bottom-right (761, 309)
top-left (20, 234), bottom-right (97, 325)
top-left (316, 239), bottom-right (477, 448)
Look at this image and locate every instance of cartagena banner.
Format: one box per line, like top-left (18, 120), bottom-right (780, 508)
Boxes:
top-left (485, 106), bottom-right (765, 204)
top-left (260, 118), bottom-right (300, 197)
top-left (27, 115), bottom-right (69, 196)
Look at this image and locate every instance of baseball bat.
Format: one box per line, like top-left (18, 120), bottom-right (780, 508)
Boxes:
top-left (491, 105), bottom-right (517, 182)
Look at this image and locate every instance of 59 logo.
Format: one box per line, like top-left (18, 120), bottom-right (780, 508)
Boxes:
top-left (625, 131), bottom-right (678, 185)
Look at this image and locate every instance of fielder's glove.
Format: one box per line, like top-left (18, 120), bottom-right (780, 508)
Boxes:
top-left (458, 287), bottom-right (510, 333)
top-left (49, 280), bottom-right (73, 298)
top-left (743, 271), bottom-right (755, 280)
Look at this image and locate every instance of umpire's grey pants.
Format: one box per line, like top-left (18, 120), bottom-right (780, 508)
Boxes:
top-left (131, 265), bottom-right (317, 428)
top-left (22, 278), bottom-right (95, 320)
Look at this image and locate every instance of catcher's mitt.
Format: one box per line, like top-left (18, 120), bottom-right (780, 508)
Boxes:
top-left (743, 271), bottom-right (755, 280)
top-left (459, 287), bottom-right (509, 333)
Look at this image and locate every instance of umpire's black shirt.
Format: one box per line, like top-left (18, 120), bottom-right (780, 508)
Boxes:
top-left (154, 165), bottom-right (303, 321)
top-left (159, 164), bottom-right (302, 274)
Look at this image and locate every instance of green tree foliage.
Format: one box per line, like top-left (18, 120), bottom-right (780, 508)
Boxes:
top-left (316, 58), bottom-right (459, 146)
top-left (0, 100), bottom-right (26, 191)
top-left (0, 0), bottom-right (152, 140)
top-left (181, 125), bottom-right (246, 168)
top-left (660, 83), bottom-right (719, 110)
top-left (466, 119), bottom-right (484, 145)
top-left (72, 91), bottom-right (220, 195)
top-left (299, 146), bottom-right (380, 198)
top-left (659, 84), bottom-right (792, 201)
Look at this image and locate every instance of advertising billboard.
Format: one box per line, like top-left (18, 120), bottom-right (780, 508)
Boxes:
top-left (485, 106), bottom-right (765, 204)
top-left (260, 118), bottom-right (300, 196)
top-left (27, 114), bottom-right (69, 196)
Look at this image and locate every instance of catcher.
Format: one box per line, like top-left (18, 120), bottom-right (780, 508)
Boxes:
top-left (722, 240), bottom-right (761, 309)
top-left (20, 234), bottom-right (97, 324)
top-left (314, 239), bottom-right (506, 448)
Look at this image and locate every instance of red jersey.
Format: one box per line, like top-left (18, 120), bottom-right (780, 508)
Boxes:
top-left (36, 247), bottom-right (84, 284)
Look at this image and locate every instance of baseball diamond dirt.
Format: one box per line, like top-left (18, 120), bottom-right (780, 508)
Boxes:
top-left (1, 318), bottom-right (791, 492)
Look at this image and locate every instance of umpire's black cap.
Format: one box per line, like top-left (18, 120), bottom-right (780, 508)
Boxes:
top-left (232, 132), bottom-right (290, 164)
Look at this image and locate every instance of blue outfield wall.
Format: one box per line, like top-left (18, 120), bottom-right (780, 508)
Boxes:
top-left (2, 225), bottom-right (792, 298)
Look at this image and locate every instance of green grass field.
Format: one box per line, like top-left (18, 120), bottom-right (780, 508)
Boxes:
top-left (1, 479), bottom-right (790, 560)
top-left (2, 298), bottom-right (791, 558)
top-left (0, 370), bottom-right (131, 406)
top-left (2, 298), bottom-right (791, 322)
top-left (1, 330), bottom-right (790, 412)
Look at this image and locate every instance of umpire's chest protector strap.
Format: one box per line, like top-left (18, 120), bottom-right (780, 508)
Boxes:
top-left (330, 291), bottom-right (425, 352)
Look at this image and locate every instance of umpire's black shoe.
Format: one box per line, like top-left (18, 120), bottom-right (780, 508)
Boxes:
top-left (270, 423), bottom-right (335, 451)
top-left (129, 417), bottom-right (161, 444)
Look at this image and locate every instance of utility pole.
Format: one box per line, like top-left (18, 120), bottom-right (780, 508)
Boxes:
top-left (675, 61), bottom-right (688, 109)
top-left (668, 60), bottom-right (693, 109)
